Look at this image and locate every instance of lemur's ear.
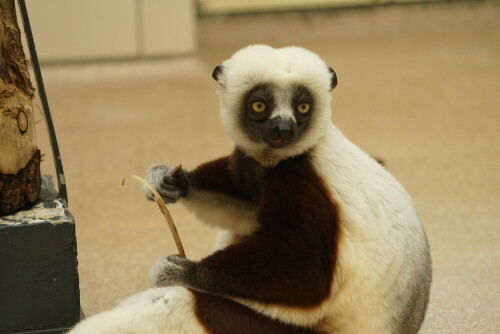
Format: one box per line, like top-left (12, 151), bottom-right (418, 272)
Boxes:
top-left (328, 67), bottom-right (337, 91)
top-left (212, 65), bottom-right (224, 86)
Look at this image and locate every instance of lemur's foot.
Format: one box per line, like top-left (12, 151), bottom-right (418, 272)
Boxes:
top-left (143, 164), bottom-right (190, 203)
top-left (149, 255), bottom-right (194, 288)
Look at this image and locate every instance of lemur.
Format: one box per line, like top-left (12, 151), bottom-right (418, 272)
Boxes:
top-left (69, 45), bottom-right (431, 334)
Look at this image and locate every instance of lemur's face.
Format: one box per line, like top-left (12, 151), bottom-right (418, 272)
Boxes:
top-left (241, 84), bottom-right (314, 149)
top-left (213, 45), bottom-right (336, 159)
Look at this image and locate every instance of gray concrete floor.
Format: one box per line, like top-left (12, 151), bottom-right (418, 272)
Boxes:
top-left (36, 1), bottom-right (499, 332)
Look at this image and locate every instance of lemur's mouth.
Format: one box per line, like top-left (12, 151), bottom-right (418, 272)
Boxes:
top-left (264, 137), bottom-right (289, 148)
top-left (259, 116), bottom-right (297, 149)
top-left (270, 138), bottom-right (285, 145)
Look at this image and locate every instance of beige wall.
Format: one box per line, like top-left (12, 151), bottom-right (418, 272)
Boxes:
top-left (24, 0), bottom-right (196, 62)
top-left (20, 0), bottom-right (437, 62)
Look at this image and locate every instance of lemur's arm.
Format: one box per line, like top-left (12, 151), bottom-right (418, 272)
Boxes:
top-left (144, 149), bottom-right (261, 234)
top-left (144, 149), bottom-right (256, 208)
top-left (149, 155), bottom-right (340, 308)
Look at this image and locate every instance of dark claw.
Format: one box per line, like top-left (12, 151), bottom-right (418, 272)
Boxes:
top-left (172, 164), bottom-right (183, 176)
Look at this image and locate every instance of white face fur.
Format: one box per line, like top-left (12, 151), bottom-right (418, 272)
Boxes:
top-left (214, 45), bottom-right (335, 162)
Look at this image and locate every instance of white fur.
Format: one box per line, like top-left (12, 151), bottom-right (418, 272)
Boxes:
top-left (217, 44), bottom-right (333, 164)
top-left (180, 191), bottom-right (259, 237)
top-left (68, 288), bottom-right (207, 334)
top-left (213, 229), bottom-right (246, 251)
top-left (268, 88), bottom-right (297, 122)
top-left (310, 124), bottom-right (430, 333)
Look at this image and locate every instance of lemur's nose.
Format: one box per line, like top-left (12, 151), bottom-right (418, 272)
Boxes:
top-left (273, 126), bottom-right (294, 140)
top-left (269, 116), bottom-right (297, 141)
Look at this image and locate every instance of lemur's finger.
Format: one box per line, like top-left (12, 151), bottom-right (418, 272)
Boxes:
top-left (145, 191), bottom-right (156, 201)
top-left (159, 182), bottom-right (177, 189)
top-left (172, 164), bottom-right (183, 176)
top-left (156, 187), bottom-right (179, 199)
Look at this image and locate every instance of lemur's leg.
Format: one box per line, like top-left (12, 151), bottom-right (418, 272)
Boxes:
top-left (69, 287), bottom-right (319, 334)
top-left (68, 288), bottom-right (205, 334)
top-left (144, 149), bottom-right (258, 206)
top-left (149, 155), bottom-right (340, 325)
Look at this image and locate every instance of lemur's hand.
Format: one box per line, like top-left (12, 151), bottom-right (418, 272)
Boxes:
top-left (143, 164), bottom-right (190, 203)
top-left (149, 255), bottom-right (194, 288)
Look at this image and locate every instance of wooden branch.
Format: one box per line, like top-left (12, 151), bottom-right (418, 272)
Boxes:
top-left (0, 0), bottom-right (40, 215)
top-left (122, 174), bottom-right (186, 258)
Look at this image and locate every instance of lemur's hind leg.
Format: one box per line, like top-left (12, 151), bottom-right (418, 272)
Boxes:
top-left (69, 287), bottom-right (318, 334)
top-left (68, 288), bottom-right (205, 334)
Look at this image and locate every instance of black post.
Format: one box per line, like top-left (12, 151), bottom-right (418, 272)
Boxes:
top-left (0, 177), bottom-right (81, 334)
top-left (17, 0), bottom-right (68, 203)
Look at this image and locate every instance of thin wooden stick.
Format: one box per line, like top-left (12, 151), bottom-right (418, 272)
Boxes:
top-left (121, 174), bottom-right (186, 258)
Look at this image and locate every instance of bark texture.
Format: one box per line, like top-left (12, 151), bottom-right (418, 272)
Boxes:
top-left (0, 149), bottom-right (41, 214)
top-left (0, 0), bottom-right (40, 215)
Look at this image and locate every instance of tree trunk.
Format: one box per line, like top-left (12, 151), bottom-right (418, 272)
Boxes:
top-left (0, 0), bottom-right (41, 215)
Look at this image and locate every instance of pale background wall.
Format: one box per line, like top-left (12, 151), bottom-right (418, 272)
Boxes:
top-left (24, 0), bottom-right (197, 62)
top-left (22, 0), bottom-right (439, 62)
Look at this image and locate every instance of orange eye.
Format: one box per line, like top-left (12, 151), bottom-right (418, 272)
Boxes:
top-left (252, 101), bottom-right (267, 112)
top-left (297, 103), bottom-right (310, 114)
